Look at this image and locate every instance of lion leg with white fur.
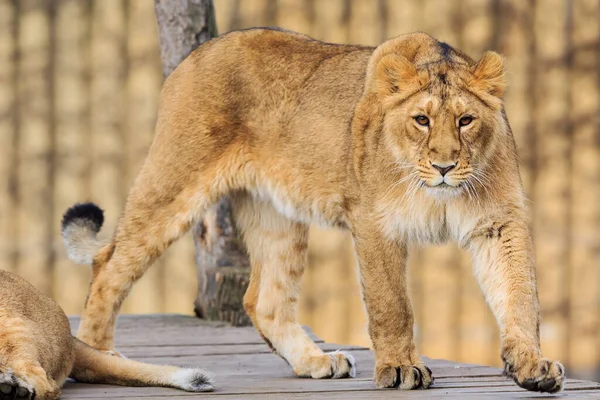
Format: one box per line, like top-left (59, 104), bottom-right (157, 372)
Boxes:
top-left (234, 194), bottom-right (356, 379)
top-left (467, 216), bottom-right (564, 393)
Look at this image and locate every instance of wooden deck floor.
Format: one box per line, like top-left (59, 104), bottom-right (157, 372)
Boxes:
top-left (63, 315), bottom-right (600, 399)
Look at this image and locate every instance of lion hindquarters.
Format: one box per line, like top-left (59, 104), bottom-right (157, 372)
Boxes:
top-left (70, 339), bottom-right (214, 392)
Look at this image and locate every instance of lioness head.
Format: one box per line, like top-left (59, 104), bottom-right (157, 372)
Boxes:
top-left (368, 33), bottom-right (507, 200)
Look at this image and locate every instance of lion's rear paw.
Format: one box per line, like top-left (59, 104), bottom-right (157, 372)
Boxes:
top-left (504, 357), bottom-right (565, 393)
top-left (0, 369), bottom-right (35, 400)
top-left (375, 363), bottom-right (433, 390)
top-left (294, 351), bottom-right (356, 379)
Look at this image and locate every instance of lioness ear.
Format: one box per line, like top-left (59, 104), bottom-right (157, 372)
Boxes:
top-left (471, 51), bottom-right (506, 99)
top-left (375, 54), bottom-right (425, 97)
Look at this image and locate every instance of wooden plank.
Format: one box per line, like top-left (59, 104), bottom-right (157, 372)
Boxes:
top-left (531, 0), bottom-right (570, 364)
top-left (60, 315), bottom-right (600, 398)
top-left (69, 315), bottom-right (321, 346)
top-left (96, 392), bottom-right (600, 400)
top-left (0, 0), bottom-right (17, 275)
top-left (52, 0), bottom-right (93, 314)
top-left (568, 0), bottom-right (600, 380)
top-left (16, 0), bottom-right (54, 294)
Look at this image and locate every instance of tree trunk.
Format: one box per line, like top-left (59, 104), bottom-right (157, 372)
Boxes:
top-left (154, 0), bottom-right (252, 326)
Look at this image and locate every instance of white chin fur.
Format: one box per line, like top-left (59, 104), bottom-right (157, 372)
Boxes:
top-left (424, 184), bottom-right (462, 200)
top-left (170, 368), bottom-right (215, 392)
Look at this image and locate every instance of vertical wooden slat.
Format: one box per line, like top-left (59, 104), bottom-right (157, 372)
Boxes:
top-left (385, 0), bottom-right (421, 38)
top-left (313, 0), bottom-right (346, 43)
top-left (214, 0), bottom-right (236, 33)
top-left (347, 0), bottom-right (379, 46)
top-left (119, 0), bottom-right (165, 314)
top-left (456, 0), bottom-right (499, 367)
top-left (532, 0), bottom-right (570, 364)
top-left (0, 0), bottom-right (17, 274)
top-left (89, 0), bottom-right (126, 262)
top-left (237, 0), bottom-right (271, 27)
top-left (16, 0), bottom-right (53, 294)
top-left (53, 0), bottom-right (92, 314)
top-left (568, 0), bottom-right (599, 380)
top-left (276, 0), bottom-right (312, 35)
top-left (501, 0), bottom-right (535, 196)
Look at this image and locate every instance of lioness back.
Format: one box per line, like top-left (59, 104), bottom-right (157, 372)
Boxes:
top-left (158, 28), bottom-right (373, 226)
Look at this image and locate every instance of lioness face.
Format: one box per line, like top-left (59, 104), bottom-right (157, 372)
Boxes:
top-left (375, 50), bottom-right (506, 200)
top-left (386, 87), bottom-right (496, 198)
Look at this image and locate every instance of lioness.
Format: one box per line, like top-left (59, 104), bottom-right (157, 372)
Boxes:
top-left (63, 29), bottom-right (565, 393)
top-left (0, 268), bottom-right (213, 399)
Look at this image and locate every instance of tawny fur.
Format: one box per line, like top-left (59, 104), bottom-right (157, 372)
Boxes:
top-left (0, 269), bottom-right (212, 400)
top-left (63, 29), bottom-right (564, 393)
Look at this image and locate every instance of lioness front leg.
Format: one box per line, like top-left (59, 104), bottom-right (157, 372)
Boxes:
top-left (468, 218), bottom-right (565, 393)
top-left (353, 227), bottom-right (433, 390)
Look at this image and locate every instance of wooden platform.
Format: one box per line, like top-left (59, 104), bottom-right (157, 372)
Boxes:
top-left (63, 315), bottom-right (600, 399)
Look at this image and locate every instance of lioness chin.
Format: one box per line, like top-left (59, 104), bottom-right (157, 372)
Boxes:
top-left (62, 28), bottom-right (564, 393)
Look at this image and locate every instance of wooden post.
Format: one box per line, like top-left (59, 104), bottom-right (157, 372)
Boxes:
top-left (154, 0), bottom-right (252, 327)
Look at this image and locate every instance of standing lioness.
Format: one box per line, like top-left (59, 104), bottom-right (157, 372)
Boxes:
top-left (63, 29), bottom-right (565, 392)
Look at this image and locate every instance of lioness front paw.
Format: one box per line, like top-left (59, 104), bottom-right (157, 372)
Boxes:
top-left (0, 368), bottom-right (35, 400)
top-left (375, 363), bottom-right (433, 390)
top-left (503, 356), bottom-right (565, 393)
top-left (293, 351), bottom-right (356, 379)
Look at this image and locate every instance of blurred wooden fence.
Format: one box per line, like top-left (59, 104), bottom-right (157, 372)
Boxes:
top-left (0, 0), bottom-right (598, 380)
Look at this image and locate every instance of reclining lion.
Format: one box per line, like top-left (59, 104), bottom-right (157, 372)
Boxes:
top-left (0, 237), bottom-right (212, 400)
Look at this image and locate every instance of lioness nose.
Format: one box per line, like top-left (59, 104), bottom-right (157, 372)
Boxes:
top-left (432, 162), bottom-right (456, 176)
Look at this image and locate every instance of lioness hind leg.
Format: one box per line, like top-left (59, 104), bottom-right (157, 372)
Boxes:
top-left (77, 136), bottom-right (245, 351)
top-left (234, 196), bottom-right (355, 379)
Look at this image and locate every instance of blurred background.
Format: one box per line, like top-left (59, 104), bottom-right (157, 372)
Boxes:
top-left (0, 0), bottom-right (598, 381)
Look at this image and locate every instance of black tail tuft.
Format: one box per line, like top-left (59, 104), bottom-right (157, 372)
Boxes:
top-left (62, 203), bottom-right (104, 233)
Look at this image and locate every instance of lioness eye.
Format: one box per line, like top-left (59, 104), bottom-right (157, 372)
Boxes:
top-left (415, 115), bottom-right (429, 126)
top-left (459, 116), bottom-right (473, 127)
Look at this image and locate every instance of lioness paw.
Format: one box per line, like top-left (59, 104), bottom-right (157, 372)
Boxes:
top-left (375, 363), bottom-right (433, 390)
top-left (294, 351), bottom-right (356, 379)
top-left (504, 357), bottom-right (565, 393)
top-left (0, 369), bottom-right (35, 400)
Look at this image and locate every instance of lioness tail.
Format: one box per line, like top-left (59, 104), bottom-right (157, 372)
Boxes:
top-left (70, 339), bottom-right (214, 392)
top-left (61, 203), bottom-right (105, 265)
